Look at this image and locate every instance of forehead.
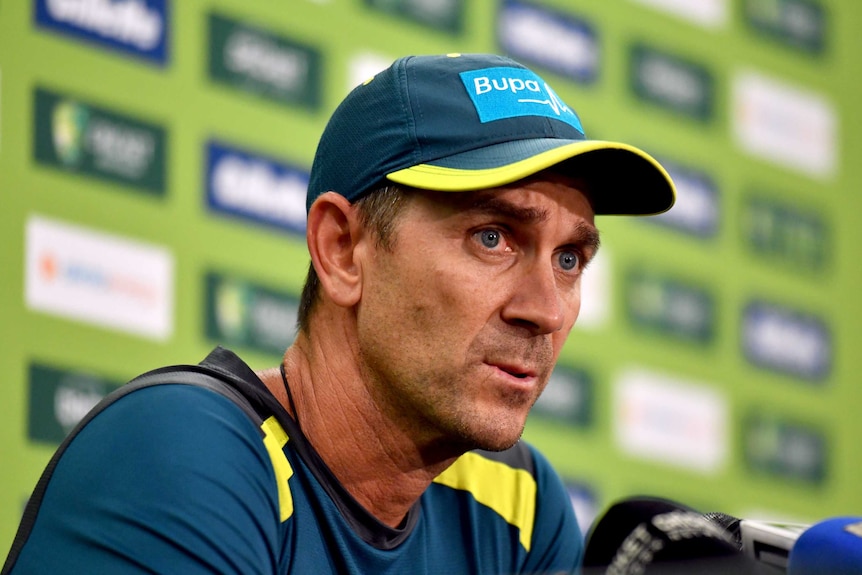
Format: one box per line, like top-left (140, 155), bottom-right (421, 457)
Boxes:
top-left (407, 173), bottom-right (596, 222)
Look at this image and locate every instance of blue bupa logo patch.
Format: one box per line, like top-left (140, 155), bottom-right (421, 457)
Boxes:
top-left (459, 67), bottom-right (583, 133)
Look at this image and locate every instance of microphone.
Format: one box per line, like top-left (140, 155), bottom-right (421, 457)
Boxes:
top-left (583, 496), bottom-right (770, 574)
top-left (703, 512), bottom-right (809, 571)
top-left (787, 516), bottom-right (862, 575)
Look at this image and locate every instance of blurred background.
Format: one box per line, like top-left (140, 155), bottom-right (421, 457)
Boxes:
top-left (1, 0), bottom-right (860, 553)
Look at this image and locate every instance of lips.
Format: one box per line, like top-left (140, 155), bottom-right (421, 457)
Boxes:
top-left (489, 362), bottom-right (536, 380)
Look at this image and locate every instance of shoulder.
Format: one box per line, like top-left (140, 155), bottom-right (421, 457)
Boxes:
top-left (80, 382), bottom-right (268, 458)
top-left (431, 441), bottom-right (582, 569)
top-left (13, 383), bottom-right (286, 573)
top-left (433, 442), bottom-right (534, 492)
top-left (57, 383), bottom-right (282, 519)
top-left (431, 441), bottom-right (556, 546)
top-left (434, 441), bottom-right (557, 494)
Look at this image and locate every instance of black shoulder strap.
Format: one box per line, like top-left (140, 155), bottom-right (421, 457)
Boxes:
top-left (124, 365), bottom-right (264, 428)
top-left (2, 365), bottom-right (262, 574)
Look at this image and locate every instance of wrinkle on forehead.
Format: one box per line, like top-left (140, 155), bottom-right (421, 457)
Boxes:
top-left (464, 195), bottom-right (550, 224)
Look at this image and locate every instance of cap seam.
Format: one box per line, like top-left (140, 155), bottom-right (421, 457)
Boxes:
top-left (399, 57), bottom-right (422, 169)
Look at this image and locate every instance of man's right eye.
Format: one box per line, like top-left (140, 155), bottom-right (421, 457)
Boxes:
top-left (477, 229), bottom-right (501, 249)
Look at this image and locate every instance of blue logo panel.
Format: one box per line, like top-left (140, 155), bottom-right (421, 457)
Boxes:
top-left (206, 140), bottom-right (308, 236)
top-left (34, 0), bottom-right (170, 65)
top-left (459, 67), bottom-right (584, 133)
top-left (649, 157), bottom-right (720, 238)
top-left (497, 0), bottom-right (599, 84)
top-left (741, 301), bottom-right (831, 381)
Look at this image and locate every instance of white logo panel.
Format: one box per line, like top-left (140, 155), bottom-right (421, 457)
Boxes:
top-left (614, 368), bottom-right (728, 472)
top-left (25, 215), bottom-right (174, 340)
top-left (733, 70), bottom-right (837, 179)
top-left (629, 0), bottom-right (728, 28)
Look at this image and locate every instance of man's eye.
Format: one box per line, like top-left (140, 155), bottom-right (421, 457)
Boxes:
top-left (558, 250), bottom-right (580, 271)
top-left (478, 229), bottom-right (501, 249)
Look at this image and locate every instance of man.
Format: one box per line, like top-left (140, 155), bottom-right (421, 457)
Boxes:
top-left (3, 53), bottom-right (675, 574)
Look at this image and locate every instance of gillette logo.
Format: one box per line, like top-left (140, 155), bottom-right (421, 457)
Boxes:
top-left (43, 0), bottom-right (163, 50)
top-left (461, 67), bottom-right (584, 133)
top-left (35, 0), bottom-right (169, 64)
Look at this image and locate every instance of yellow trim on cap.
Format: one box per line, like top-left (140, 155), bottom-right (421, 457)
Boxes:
top-left (387, 140), bottom-right (673, 194)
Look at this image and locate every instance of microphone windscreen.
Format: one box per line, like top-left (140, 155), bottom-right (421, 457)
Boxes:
top-left (702, 511), bottom-right (743, 549)
top-left (582, 496), bottom-right (766, 574)
top-left (788, 516), bottom-right (862, 575)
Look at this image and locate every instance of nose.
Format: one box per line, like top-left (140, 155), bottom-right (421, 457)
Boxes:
top-left (500, 259), bottom-right (569, 335)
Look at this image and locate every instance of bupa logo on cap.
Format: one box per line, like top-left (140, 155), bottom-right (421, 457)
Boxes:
top-left (459, 66), bottom-right (584, 133)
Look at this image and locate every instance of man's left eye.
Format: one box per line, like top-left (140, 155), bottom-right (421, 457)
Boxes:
top-left (558, 251), bottom-right (580, 271)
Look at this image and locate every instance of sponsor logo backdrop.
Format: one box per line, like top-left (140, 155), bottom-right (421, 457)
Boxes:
top-left (1, 0), bottom-right (860, 551)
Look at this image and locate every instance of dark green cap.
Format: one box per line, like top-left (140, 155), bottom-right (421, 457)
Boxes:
top-left (307, 53), bottom-right (675, 215)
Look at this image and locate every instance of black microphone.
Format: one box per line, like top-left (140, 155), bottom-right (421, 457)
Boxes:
top-left (702, 512), bottom-right (809, 571)
top-left (702, 512), bottom-right (862, 574)
top-left (582, 496), bottom-right (773, 574)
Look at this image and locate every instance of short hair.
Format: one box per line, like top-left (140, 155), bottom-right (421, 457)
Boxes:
top-left (296, 184), bottom-right (411, 334)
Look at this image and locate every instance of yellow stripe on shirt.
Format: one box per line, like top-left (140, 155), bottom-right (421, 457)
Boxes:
top-left (433, 451), bottom-right (537, 551)
top-left (260, 415), bottom-right (294, 522)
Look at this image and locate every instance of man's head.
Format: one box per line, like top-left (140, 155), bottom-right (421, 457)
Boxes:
top-left (298, 53), bottom-right (676, 332)
top-left (305, 173), bottom-right (600, 451)
top-left (296, 53), bottom-right (675, 451)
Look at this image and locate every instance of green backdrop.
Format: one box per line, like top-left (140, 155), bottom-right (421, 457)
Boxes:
top-left (2, 0), bottom-right (861, 554)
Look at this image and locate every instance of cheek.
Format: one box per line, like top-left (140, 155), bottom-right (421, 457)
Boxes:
top-left (411, 274), bottom-right (480, 335)
top-left (562, 277), bottom-right (583, 318)
top-left (398, 269), bottom-right (499, 361)
top-left (368, 256), bottom-right (461, 337)
top-left (568, 290), bottom-right (582, 327)
top-left (556, 285), bottom-right (583, 341)
top-left (404, 252), bottom-right (477, 309)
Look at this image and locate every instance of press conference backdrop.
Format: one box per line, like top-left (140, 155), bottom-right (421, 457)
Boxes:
top-left (1, 0), bottom-right (860, 551)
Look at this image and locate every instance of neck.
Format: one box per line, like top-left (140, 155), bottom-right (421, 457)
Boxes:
top-left (258, 332), bottom-right (461, 528)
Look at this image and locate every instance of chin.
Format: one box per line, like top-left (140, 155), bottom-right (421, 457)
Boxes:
top-left (465, 424), bottom-right (525, 453)
top-left (477, 437), bottom-right (521, 453)
top-left (445, 406), bottom-right (530, 453)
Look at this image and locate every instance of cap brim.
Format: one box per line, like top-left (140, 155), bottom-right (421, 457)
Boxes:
top-left (386, 139), bottom-right (676, 216)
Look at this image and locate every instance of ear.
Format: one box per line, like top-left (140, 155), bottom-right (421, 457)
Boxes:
top-left (306, 192), bottom-right (365, 308)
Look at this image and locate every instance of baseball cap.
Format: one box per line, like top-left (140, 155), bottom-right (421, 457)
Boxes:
top-left (306, 53), bottom-right (675, 215)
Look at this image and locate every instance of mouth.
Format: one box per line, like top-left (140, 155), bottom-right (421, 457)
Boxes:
top-left (489, 362), bottom-right (537, 381)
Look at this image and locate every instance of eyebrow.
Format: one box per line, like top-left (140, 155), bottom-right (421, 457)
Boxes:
top-left (466, 195), bottom-right (550, 224)
top-left (463, 194), bottom-right (602, 256)
top-left (573, 221), bottom-right (601, 259)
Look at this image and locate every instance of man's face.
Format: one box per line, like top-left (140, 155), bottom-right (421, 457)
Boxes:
top-left (354, 174), bottom-right (599, 453)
